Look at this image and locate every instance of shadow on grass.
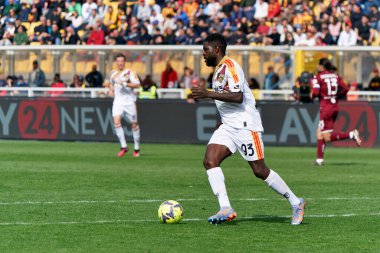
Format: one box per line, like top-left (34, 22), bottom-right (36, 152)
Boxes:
top-left (326, 162), bottom-right (365, 166)
top-left (236, 215), bottom-right (289, 224)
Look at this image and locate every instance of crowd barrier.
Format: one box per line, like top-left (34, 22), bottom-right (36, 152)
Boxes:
top-left (0, 97), bottom-right (378, 147)
top-left (1, 87), bottom-right (380, 101)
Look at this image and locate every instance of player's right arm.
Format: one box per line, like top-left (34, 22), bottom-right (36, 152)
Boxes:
top-left (311, 75), bottom-right (320, 99)
top-left (191, 86), bottom-right (243, 103)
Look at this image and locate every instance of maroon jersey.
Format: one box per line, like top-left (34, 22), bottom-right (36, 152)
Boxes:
top-left (312, 70), bottom-right (349, 111)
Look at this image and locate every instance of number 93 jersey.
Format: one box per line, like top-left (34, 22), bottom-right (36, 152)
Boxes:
top-left (209, 124), bottom-right (265, 161)
top-left (212, 56), bottom-right (263, 132)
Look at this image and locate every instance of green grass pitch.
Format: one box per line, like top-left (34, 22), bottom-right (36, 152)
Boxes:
top-left (0, 140), bottom-right (379, 253)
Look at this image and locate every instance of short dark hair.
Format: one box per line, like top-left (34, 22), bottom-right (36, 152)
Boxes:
top-left (204, 33), bottom-right (227, 55)
top-left (115, 53), bottom-right (126, 60)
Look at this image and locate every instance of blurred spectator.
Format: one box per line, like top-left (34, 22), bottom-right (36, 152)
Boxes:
top-left (179, 66), bottom-right (197, 89)
top-left (97, 0), bottom-right (108, 19)
top-left (13, 25), bottom-right (28, 45)
top-left (48, 73), bottom-right (66, 97)
top-left (2, 0), bottom-right (20, 16)
top-left (263, 26), bottom-right (280, 45)
top-left (293, 71), bottom-right (312, 103)
top-left (28, 60), bottom-right (46, 87)
top-left (106, 29), bottom-right (126, 45)
top-left (328, 16), bottom-right (341, 44)
top-left (369, 4), bottom-right (380, 30)
top-left (82, 0), bottom-right (98, 23)
top-left (347, 82), bottom-right (359, 101)
top-left (338, 24), bottom-right (357, 46)
top-left (368, 68), bottom-right (380, 91)
top-left (29, 16), bottom-right (49, 43)
top-left (254, 0), bottom-right (269, 20)
top-left (103, 5), bottom-right (117, 30)
top-left (295, 29), bottom-right (316, 46)
top-left (161, 62), bottom-right (178, 88)
top-left (137, 0), bottom-right (151, 21)
top-left (64, 26), bottom-right (81, 45)
top-left (204, 0), bottom-right (221, 18)
top-left (281, 31), bottom-right (295, 46)
top-left (138, 74), bottom-right (157, 99)
top-left (138, 26), bottom-right (152, 44)
top-left (248, 77), bottom-right (260, 100)
top-left (230, 28), bottom-right (249, 45)
top-left (85, 7), bottom-right (101, 30)
top-left (48, 24), bottom-right (62, 45)
top-left (68, 0), bottom-right (82, 16)
top-left (70, 74), bottom-right (87, 88)
top-left (355, 16), bottom-right (375, 45)
top-left (14, 75), bottom-right (28, 87)
top-left (268, 0), bottom-right (281, 19)
top-left (320, 23), bottom-right (335, 45)
top-left (0, 75), bottom-right (14, 96)
top-left (87, 23), bottom-right (105, 44)
top-left (19, 3), bottom-right (30, 22)
top-left (65, 10), bottom-right (84, 32)
top-left (264, 66), bottom-right (279, 90)
top-left (85, 64), bottom-right (104, 87)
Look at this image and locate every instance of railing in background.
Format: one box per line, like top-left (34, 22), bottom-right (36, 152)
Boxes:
top-left (1, 87), bottom-right (380, 101)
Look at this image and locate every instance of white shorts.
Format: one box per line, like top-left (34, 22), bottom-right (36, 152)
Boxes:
top-left (112, 102), bottom-right (138, 123)
top-left (208, 125), bottom-right (264, 161)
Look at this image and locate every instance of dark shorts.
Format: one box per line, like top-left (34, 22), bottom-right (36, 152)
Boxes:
top-left (319, 109), bottom-right (338, 133)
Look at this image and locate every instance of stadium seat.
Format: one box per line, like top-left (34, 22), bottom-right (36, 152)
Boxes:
top-left (21, 22), bottom-right (30, 32)
top-left (28, 22), bottom-right (41, 36)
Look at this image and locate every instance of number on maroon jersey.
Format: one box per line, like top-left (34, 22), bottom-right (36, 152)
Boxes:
top-left (324, 78), bottom-right (338, 96)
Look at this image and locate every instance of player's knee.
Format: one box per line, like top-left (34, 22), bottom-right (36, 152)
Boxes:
top-left (131, 123), bottom-right (139, 129)
top-left (114, 123), bottom-right (121, 128)
top-left (203, 157), bottom-right (219, 170)
top-left (250, 161), bottom-right (269, 180)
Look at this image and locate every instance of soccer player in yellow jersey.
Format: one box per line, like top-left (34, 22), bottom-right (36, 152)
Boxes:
top-left (191, 34), bottom-right (306, 225)
top-left (109, 53), bottom-right (141, 157)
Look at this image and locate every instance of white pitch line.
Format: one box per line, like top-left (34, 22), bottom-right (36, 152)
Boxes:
top-left (0, 197), bottom-right (378, 206)
top-left (0, 213), bottom-right (379, 226)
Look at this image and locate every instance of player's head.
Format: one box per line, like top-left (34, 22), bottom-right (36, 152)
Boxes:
top-left (115, 53), bottom-right (126, 70)
top-left (318, 58), bottom-right (333, 72)
top-left (203, 33), bottom-right (227, 67)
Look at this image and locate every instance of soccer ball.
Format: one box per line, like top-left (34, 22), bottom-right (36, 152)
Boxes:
top-left (158, 200), bottom-right (183, 224)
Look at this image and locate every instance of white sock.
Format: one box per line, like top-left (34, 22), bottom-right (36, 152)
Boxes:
top-left (207, 167), bottom-right (231, 208)
top-left (115, 126), bottom-right (127, 148)
top-left (265, 170), bottom-right (300, 206)
top-left (349, 131), bottom-right (354, 139)
top-left (132, 126), bottom-right (140, 150)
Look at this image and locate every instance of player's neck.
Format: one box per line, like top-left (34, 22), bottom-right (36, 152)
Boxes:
top-left (215, 55), bottom-right (227, 68)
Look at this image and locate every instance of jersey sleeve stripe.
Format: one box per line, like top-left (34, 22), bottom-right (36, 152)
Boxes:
top-left (224, 59), bottom-right (239, 83)
top-left (251, 131), bottom-right (264, 160)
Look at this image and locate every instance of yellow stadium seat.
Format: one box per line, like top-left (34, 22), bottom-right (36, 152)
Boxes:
top-left (28, 22), bottom-right (41, 36)
top-left (21, 22), bottom-right (30, 32)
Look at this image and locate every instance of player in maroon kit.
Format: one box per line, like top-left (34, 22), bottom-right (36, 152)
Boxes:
top-left (312, 58), bottom-right (362, 166)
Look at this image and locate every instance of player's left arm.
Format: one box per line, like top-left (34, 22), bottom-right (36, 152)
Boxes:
top-left (124, 70), bottom-right (140, 88)
top-left (337, 76), bottom-right (349, 99)
top-left (311, 75), bottom-right (320, 99)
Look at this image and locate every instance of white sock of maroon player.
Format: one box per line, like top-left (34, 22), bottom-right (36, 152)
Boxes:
top-left (330, 132), bottom-right (350, 141)
top-left (132, 126), bottom-right (140, 150)
top-left (265, 170), bottom-right (301, 206)
top-left (207, 167), bottom-right (231, 208)
top-left (115, 126), bottom-right (127, 148)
